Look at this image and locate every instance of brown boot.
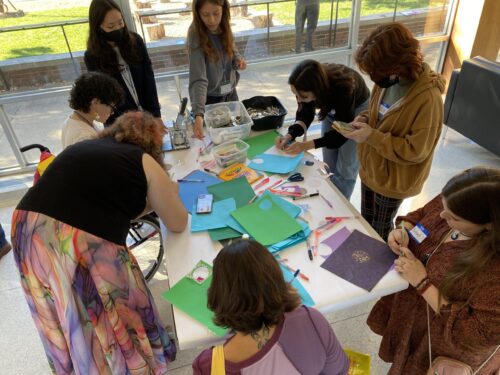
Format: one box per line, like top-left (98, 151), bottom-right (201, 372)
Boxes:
top-left (0, 242), bottom-right (12, 260)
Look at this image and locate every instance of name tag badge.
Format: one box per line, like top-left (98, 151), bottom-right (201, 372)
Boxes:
top-left (378, 102), bottom-right (390, 117)
top-left (409, 223), bottom-right (429, 244)
top-left (220, 83), bottom-right (232, 95)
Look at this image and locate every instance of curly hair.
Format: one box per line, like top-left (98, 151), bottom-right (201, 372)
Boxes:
top-left (439, 167), bottom-right (500, 307)
top-left (99, 111), bottom-right (165, 167)
top-left (208, 239), bottom-right (301, 334)
top-left (355, 22), bottom-right (423, 81)
top-left (87, 0), bottom-right (140, 74)
top-left (69, 72), bottom-right (124, 113)
top-left (189, 0), bottom-right (235, 62)
top-left (288, 60), bottom-right (356, 120)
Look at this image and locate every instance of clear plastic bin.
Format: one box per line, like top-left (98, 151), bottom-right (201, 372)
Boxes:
top-left (205, 101), bottom-right (253, 144)
top-left (212, 139), bottom-right (249, 168)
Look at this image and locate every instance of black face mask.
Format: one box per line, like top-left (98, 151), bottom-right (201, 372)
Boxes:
top-left (101, 28), bottom-right (125, 43)
top-left (375, 76), bottom-right (399, 88)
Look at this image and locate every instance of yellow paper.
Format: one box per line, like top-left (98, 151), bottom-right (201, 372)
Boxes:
top-left (344, 348), bottom-right (370, 375)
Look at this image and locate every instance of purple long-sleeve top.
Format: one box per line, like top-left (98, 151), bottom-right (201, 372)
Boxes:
top-left (192, 306), bottom-right (349, 374)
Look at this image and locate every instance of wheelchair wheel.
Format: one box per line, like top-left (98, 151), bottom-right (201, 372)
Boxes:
top-left (128, 213), bottom-right (164, 282)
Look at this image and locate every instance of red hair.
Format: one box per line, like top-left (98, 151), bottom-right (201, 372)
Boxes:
top-left (355, 22), bottom-right (423, 81)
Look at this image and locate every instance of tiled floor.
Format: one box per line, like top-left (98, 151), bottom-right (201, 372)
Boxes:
top-left (1, 126), bottom-right (498, 374)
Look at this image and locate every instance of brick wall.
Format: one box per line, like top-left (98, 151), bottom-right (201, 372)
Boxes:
top-left (0, 7), bottom-right (446, 93)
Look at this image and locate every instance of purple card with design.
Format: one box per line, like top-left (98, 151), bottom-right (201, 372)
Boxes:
top-left (320, 227), bottom-right (351, 258)
top-left (320, 229), bottom-right (397, 291)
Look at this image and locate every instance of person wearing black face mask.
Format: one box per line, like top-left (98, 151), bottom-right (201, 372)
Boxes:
top-left (335, 22), bottom-right (446, 242)
top-left (84, 0), bottom-right (162, 127)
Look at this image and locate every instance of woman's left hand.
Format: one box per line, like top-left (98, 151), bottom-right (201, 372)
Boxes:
top-left (340, 121), bottom-right (372, 143)
top-left (284, 140), bottom-right (314, 155)
top-left (237, 57), bottom-right (247, 70)
top-left (394, 247), bottom-right (427, 287)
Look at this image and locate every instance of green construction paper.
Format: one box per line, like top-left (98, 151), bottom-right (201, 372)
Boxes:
top-left (246, 130), bottom-right (279, 159)
top-left (162, 275), bottom-right (227, 337)
top-left (209, 227), bottom-right (242, 241)
top-left (231, 197), bottom-right (302, 246)
top-left (207, 176), bottom-right (255, 208)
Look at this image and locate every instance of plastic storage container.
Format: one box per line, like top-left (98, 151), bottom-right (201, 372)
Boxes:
top-left (242, 96), bottom-right (287, 131)
top-left (205, 101), bottom-right (253, 144)
top-left (212, 139), bottom-right (249, 168)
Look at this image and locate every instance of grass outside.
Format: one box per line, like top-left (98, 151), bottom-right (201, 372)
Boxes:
top-left (0, 7), bottom-right (88, 61)
top-left (0, 1), bottom-right (447, 61)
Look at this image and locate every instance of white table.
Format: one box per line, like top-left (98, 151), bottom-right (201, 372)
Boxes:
top-left (161, 135), bottom-right (408, 350)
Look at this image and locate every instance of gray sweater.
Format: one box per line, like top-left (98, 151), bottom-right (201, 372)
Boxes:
top-left (188, 28), bottom-right (242, 115)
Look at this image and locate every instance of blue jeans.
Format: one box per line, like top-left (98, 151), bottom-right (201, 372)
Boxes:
top-left (321, 99), bottom-right (369, 200)
top-left (0, 223), bottom-right (7, 248)
top-left (295, 0), bottom-right (319, 52)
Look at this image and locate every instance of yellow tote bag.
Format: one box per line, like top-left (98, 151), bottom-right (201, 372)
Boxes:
top-left (344, 348), bottom-right (370, 375)
top-left (211, 345), bottom-right (226, 375)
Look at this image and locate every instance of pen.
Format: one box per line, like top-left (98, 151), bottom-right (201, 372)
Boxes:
top-left (319, 193), bottom-right (333, 208)
top-left (248, 194), bottom-right (259, 204)
top-left (400, 220), bottom-right (406, 257)
top-left (313, 230), bottom-right (320, 257)
top-left (177, 179), bottom-right (204, 183)
top-left (293, 269), bottom-right (300, 280)
top-left (292, 192), bottom-right (319, 200)
top-left (278, 259), bottom-right (310, 282)
top-left (203, 168), bottom-right (219, 177)
top-left (306, 237), bottom-right (313, 261)
top-left (253, 177), bottom-right (270, 190)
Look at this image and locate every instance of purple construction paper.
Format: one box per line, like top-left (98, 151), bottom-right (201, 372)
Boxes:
top-left (320, 229), bottom-right (397, 292)
top-left (320, 227), bottom-right (351, 258)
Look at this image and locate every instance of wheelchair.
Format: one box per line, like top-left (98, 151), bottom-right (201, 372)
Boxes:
top-left (20, 144), bottom-right (164, 282)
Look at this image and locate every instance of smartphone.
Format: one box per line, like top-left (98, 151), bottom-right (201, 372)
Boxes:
top-left (196, 194), bottom-right (213, 214)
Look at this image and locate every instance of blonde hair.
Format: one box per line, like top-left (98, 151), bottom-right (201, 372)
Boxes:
top-left (99, 111), bottom-right (164, 167)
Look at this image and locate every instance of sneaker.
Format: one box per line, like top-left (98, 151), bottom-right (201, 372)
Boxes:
top-left (0, 243), bottom-right (12, 260)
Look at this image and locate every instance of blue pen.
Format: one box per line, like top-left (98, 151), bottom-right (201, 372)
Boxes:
top-left (293, 269), bottom-right (300, 280)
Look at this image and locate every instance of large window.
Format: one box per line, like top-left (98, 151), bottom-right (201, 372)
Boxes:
top-left (0, 0), bottom-right (457, 175)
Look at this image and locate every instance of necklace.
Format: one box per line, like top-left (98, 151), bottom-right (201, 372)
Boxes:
top-left (73, 110), bottom-right (94, 127)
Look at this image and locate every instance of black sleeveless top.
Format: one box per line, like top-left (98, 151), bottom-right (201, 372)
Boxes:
top-left (17, 137), bottom-right (147, 245)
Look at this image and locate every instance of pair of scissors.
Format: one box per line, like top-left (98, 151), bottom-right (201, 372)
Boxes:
top-left (274, 172), bottom-right (304, 189)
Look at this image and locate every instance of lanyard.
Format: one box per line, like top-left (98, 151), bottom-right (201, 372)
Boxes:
top-left (120, 64), bottom-right (142, 110)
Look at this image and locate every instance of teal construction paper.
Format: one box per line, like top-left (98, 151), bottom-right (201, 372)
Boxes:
top-left (280, 264), bottom-right (315, 307)
top-left (258, 191), bottom-right (301, 218)
top-left (191, 198), bottom-right (236, 232)
top-left (268, 220), bottom-right (311, 254)
top-left (248, 152), bottom-right (304, 174)
top-left (207, 177), bottom-right (255, 208)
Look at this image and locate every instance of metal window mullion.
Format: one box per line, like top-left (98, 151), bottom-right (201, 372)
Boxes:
top-left (347, 0), bottom-right (362, 68)
top-left (0, 104), bottom-right (28, 167)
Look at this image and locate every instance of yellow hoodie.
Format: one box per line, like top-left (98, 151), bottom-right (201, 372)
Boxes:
top-left (357, 63), bottom-right (446, 199)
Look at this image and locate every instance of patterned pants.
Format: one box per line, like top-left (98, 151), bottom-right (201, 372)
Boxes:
top-left (11, 210), bottom-right (175, 375)
top-left (361, 184), bottom-right (403, 241)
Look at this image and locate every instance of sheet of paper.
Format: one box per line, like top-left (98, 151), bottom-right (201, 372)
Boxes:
top-left (207, 176), bottom-right (255, 208)
top-left (208, 227), bottom-right (242, 241)
top-left (257, 191), bottom-right (301, 218)
top-left (248, 153), bottom-right (304, 174)
top-left (280, 264), bottom-right (315, 307)
top-left (162, 275), bottom-right (227, 337)
top-left (268, 220), bottom-right (310, 253)
top-left (320, 227), bottom-right (352, 258)
top-left (245, 130), bottom-right (279, 159)
top-left (178, 170), bottom-right (221, 213)
top-left (320, 230), bottom-right (397, 292)
top-left (231, 196), bottom-right (302, 246)
top-left (191, 198), bottom-right (236, 232)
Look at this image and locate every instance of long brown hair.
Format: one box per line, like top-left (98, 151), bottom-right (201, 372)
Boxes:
top-left (87, 0), bottom-right (139, 74)
top-left (189, 0), bottom-right (235, 62)
top-left (355, 22), bottom-right (423, 81)
top-left (288, 60), bottom-right (356, 120)
top-left (439, 167), bottom-right (500, 305)
top-left (208, 239), bottom-right (301, 334)
top-left (99, 111), bottom-right (164, 167)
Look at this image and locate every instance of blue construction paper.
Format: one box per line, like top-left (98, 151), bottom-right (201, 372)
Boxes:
top-left (191, 198), bottom-right (236, 232)
top-left (268, 220), bottom-right (311, 254)
top-left (226, 215), bottom-right (246, 234)
top-left (280, 264), bottom-right (315, 307)
top-left (248, 153), bottom-right (304, 174)
top-left (179, 170), bottom-right (222, 213)
top-left (258, 191), bottom-right (301, 218)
